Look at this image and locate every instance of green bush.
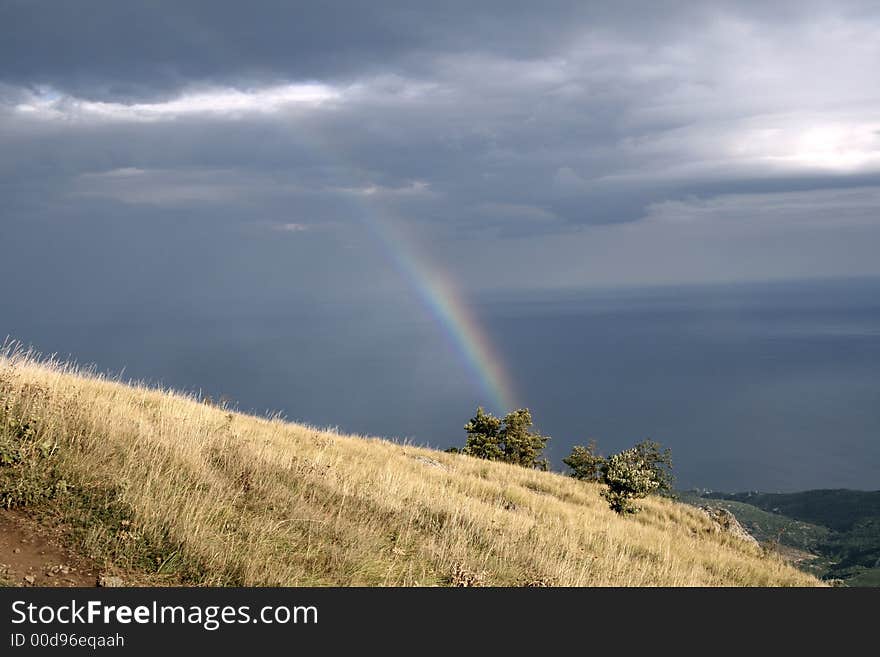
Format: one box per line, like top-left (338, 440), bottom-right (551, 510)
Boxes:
top-left (631, 439), bottom-right (674, 494)
top-left (566, 438), bottom-right (674, 513)
top-left (599, 448), bottom-right (660, 514)
top-left (461, 407), bottom-right (549, 470)
top-left (562, 440), bottom-right (604, 482)
top-left (461, 407), bottom-right (504, 461)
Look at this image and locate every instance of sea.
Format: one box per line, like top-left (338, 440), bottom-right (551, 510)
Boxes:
top-left (6, 276), bottom-right (879, 492)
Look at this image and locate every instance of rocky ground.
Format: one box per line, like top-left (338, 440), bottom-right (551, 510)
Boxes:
top-left (0, 509), bottom-right (102, 587)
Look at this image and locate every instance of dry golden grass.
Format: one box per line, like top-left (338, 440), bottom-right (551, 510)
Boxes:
top-left (0, 346), bottom-right (821, 586)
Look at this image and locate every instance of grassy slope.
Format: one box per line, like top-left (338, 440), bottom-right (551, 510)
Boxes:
top-left (0, 351), bottom-right (819, 586)
top-left (679, 491), bottom-right (880, 585)
top-left (675, 491), bottom-right (830, 551)
top-left (675, 491), bottom-right (833, 577)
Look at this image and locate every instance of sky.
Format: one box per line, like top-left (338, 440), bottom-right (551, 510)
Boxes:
top-left (3, 0), bottom-right (880, 296)
top-left (2, 2), bottom-right (880, 487)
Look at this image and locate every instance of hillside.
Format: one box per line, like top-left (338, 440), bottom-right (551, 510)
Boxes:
top-left (676, 491), bottom-right (831, 553)
top-left (0, 349), bottom-right (819, 586)
top-left (681, 490), bottom-right (880, 586)
top-left (712, 490), bottom-right (880, 533)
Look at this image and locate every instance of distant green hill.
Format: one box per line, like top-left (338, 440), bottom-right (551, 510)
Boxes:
top-left (676, 491), bottom-right (830, 551)
top-left (680, 489), bottom-right (880, 586)
top-left (713, 490), bottom-right (880, 532)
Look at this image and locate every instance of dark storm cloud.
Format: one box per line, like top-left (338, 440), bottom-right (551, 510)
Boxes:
top-left (0, 1), bottom-right (702, 97)
top-left (2, 0), bottom-right (880, 286)
top-left (4, 0), bottom-right (867, 97)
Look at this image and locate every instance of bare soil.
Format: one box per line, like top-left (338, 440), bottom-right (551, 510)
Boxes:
top-left (0, 509), bottom-right (99, 587)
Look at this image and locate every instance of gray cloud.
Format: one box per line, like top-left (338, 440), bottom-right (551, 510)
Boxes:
top-left (2, 1), bottom-right (880, 290)
top-left (0, 2), bottom-right (712, 96)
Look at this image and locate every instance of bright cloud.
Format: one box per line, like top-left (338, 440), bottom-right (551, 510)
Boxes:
top-left (12, 83), bottom-right (341, 122)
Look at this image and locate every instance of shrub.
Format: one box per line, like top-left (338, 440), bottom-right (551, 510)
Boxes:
top-left (499, 408), bottom-right (549, 470)
top-left (566, 438), bottom-right (673, 513)
top-left (599, 448), bottom-right (660, 514)
top-left (631, 439), bottom-right (674, 494)
top-left (461, 407), bottom-right (549, 470)
top-left (462, 407), bottom-right (504, 461)
top-left (563, 440), bottom-right (604, 481)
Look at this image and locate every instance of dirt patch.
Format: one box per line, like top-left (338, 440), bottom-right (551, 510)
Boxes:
top-left (0, 509), bottom-right (99, 587)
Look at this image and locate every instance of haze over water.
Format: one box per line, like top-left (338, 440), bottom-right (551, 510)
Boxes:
top-left (8, 277), bottom-right (879, 493)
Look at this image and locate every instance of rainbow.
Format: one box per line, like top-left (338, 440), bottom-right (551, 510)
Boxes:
top-left (291, 129), bottom-right (518, 414)
top-left (356, 203), bottom-right (519, 415)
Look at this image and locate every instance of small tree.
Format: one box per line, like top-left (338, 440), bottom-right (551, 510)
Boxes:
top-left (500, 408), bottom-right (549, 470)
top-left (462, 407), bottom-right (504, 461)
top-left (461, 407), bottom-right (549, 470)
top-left (600, 448), bottom-right (660, 514)
top-left (632, 439), bottom-right (674, 494)
top-left (563, 441), bottom-right (605, 482)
